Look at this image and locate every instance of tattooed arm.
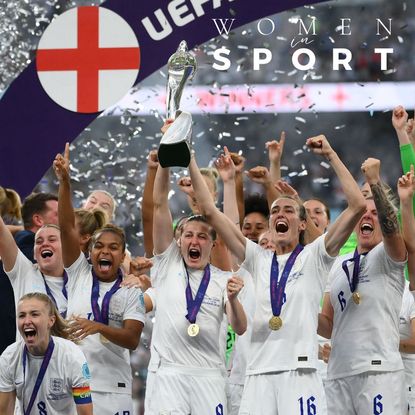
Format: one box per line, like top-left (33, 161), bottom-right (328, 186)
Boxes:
top-left (362, 158), bottom-right (407, 262)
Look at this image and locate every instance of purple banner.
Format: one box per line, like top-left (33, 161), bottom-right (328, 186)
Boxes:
top-left (0, 0), bottom-right (325, 196)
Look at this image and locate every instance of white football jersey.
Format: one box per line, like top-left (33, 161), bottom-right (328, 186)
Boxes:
top-left (241, 235), bottom-right (335, 374)
top-left (5, 249), bottom-right (67, 336)
top-left (400, 281), bottom-right (415, 388)
top-left (66, 253), bottom-right (145, 394)
top-left (327, 242), bottom-right (405, 380)
top-left (0, 336), bottom-right (91, 414)
top-left (152, 241), bottom-right (229, 369)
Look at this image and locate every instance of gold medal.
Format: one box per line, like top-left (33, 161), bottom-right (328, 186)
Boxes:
top-left (269, 316), bottom-right (283, 330)
top-left (187, 323), bottom-right (200, 337)
top-left (100, 334), bottom-right (110, 344)
top-left (352, 292), bottom-right (361, 305)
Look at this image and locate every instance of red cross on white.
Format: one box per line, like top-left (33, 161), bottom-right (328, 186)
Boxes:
top-left (36, 6), bottom-right (140, 113)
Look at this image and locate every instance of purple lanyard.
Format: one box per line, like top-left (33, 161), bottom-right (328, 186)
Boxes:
top-left (22, 337), bottom-right (54, 415)
top-left (184, 263), bottom-right (211, 324)
top-left (41, 271), bottom-right (68, 318)
top-left (90, 268), bottom-right (122, 324)
top-left (341, 248), bottom-right (361, 294)
top-left (270, 244), bottom-right (304, 317)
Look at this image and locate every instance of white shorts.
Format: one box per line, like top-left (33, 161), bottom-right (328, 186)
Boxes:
top-left (91, 391), bottom-right (133, 415)
top-left (325, 370), bottom-right (406, 415)
top-left (151, 363), bottom-right (227, 415)
top-left (239, 369), bottom-right (327, 415)
top-left (227, 383), bottom-right (244, 415)
top-left (145, 370), bottom-right (157, 415)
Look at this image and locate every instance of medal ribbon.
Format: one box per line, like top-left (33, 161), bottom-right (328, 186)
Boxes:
top-left (184, 263), bottom-right (211, 324)
top-left (341, 248), bottom-right (361, 295)
top-left (270, 244), bottom-right (304, 317)
top-left (41, 271), bottom-right (68, 318)
top-left (22, 337), bottom-right (54, 415)
top-left (91, 268), bottom-right (123, 324)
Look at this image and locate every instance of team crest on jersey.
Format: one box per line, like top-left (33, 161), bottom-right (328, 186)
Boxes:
top-left (49, 378), bottom-right (64, 394)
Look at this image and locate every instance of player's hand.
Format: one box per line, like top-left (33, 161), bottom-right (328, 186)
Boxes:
top-left (361, 158), bottom-right (381, 185)
top-left (306, 135), bottom-right (335, 160)
top-left (322, 343), bottom-right (331, 363)
top-left (129, 256), bottom-right (153, 275)
top-left (397, 165), bottom-right (415, 202)
top-left (177, 176), bottom-right (195, 197)
top-left (53, 142), bottom-right (70, 182)
top-left (215, 146), bottom-right (236, 183)
top-left (147, 150), bottom-right (159, 170)
top-left (392, 105), bottom-right (408, 132)
top-left (161, 118), bottom-right (174, 134)
top-left (266, 131), bottom-right (286, 164)
top-left (245, 166), bottom-right (271, 185)
top-left (230, 152), bottom-right (246, 174)
top-left (121, 273), bottom-right (152, 291)
top-left (274, 180), bottom-right (301, 203)
top-left (227, 276), bottom-right (244, 301)
top-left (67, 317), bottom-right (101, 341)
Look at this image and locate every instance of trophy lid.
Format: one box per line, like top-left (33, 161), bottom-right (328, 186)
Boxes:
top-left (167, 40), bottom-right (197, 78)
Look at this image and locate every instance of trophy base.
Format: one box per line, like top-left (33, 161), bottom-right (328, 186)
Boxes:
top-left (158, 142), bottom-right (191, 168)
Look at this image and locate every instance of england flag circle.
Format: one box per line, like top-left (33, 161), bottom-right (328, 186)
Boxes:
top-left (36, 6), bottom-right (140, 113)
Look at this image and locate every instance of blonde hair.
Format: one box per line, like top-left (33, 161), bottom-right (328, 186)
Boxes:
top-left (88, 190), bottom-right (117, 218)
top-left (200, 168), bottom-right (219, 193)
top-left (18, 293), bottom-right (69, 339)
top-left (35, 224), bottom-right (61, 239)
top-left (4, 188), bottom-right (22, 220)
top-left (0, 186), bottom-right (6, 206)
top-left (74, 208), bottom-right (107, 236)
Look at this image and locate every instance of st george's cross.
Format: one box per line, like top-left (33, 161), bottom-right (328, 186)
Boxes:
top-left (36, 6), bottom-right (140, 113)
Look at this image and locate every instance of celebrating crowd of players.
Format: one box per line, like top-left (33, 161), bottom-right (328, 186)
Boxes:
top-left (1, 105), bottom-right (415, 414)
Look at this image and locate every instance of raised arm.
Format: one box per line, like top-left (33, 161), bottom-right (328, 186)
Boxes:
top-left (152, 164), bottom-right (174, 254)
top-left (216, 147), bottom-right (239, 226)
top-left (189, 155), bottom-right (246, 264)
top-left (267, 131), bottom-right (285, 185)
top-left (392, 105), bottom-right (411, 147)
top-left (216, 147), bottom-right (241, 270)
top-left (398, 167), bottom-right (415, 289)
top-left (142, 150), bottom-right (159, 257)
top-left (230, 152), bottom-right (246, 225)
top-left (53, 143), bottom-right (82, 267)
top-left (307, 135), bottom-right (366, 257)
top-left (0, 216), bottom-right (18, 272)
top-left (362, 158), bottom-right (406, 262)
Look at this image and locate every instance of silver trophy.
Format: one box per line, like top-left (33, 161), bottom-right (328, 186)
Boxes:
top-left (159, 40), bottom-right (197, 168)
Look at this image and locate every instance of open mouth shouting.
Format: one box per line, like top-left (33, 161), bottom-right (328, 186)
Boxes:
top-left (40, 249), bottom-right (53, 259)
top-left (188, 248), bottom-right (201, 261)
top-left (23, 327), bottom-right (37, 341)
top-left (275, 221), bottom-right (289, 234)
top-left (98, 258), bottom-right (112, 272)
top-left (360, 222), bottom-right (374, 236)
